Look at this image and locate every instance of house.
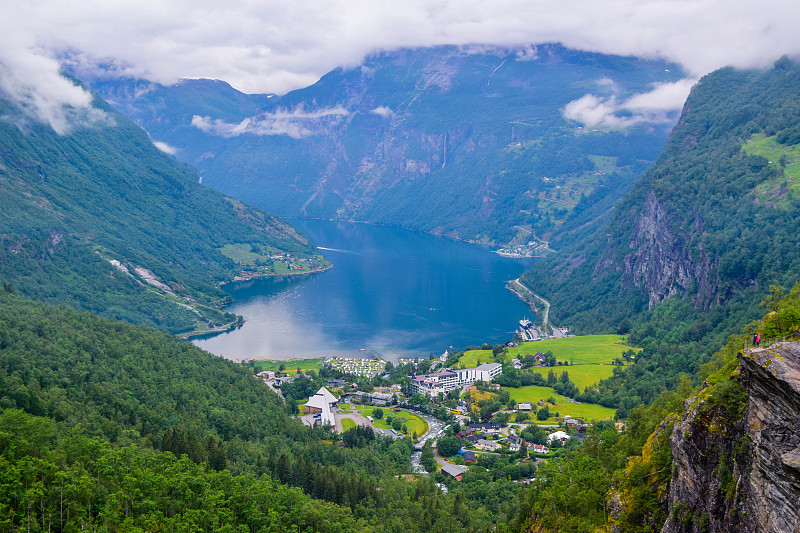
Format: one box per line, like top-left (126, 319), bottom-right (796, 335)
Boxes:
top-left (343, 391), bottom-right (392, 405)
top-left (327, 379), bottom-right (347, 388)
top-left (509, 442), bottom-right (521, 452)
top-left (458, 450), bottom-right (476, 462)
top-left (512, 358), bottom-right (522, 370)
top-left (517, 402), bottom-right (533, 411)
top-left (531, 444), bottom-right (549, 454)
top-left (304, 387), bottom-right (338, 426)
top-left (468, 422), bottom-right (502, 435)
top-left (475, 439), bottom-right (501, 452)
top-left (534, 352), bottom-right (546, 364)
top-left (256, 370), bottom-right (276, 380)
top-left (440, 464), bottom-right (469, 481)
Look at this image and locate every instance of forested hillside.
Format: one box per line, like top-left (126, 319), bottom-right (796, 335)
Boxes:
top-left (81, 45), bottom-right (685, 246)
top-left (520, 58), bottom-right (800, 411)
top-left (514, 283), bottom-right (800, 533)
top-left (0, 290), bottom-right (522, 531)
top-left (0, 82), bottom-right (327, 335)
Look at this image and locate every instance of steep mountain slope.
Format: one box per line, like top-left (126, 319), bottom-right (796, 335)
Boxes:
top-left (0, 80), bottom-right (327, 335)
top-left (522, 58), bottom-right (800, 341)
top-left (81, 45), bottom-right (686, 246)
top-left (661, 341), bottom-right (800, 533)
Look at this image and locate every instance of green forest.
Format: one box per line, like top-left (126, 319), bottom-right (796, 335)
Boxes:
top-left (0, 89), bottom-right (326, 336)
top-left (0, 290), bottom-right (526, 532)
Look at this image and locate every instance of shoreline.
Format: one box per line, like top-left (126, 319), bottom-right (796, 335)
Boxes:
top-left (505, 277), bottom-right (551, 333)
top-left (219, 262), bottom-right (333, 286)
top-left (183, 263), bottom-right (332, 340)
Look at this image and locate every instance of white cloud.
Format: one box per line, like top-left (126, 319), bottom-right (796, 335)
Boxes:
top-left (0, 14), bottom-right (106, 134)
top-left (153, 141), bottom-right (177, 154)
top-left (370, 106), bottom-right (394, 118)
top-left (191, 105), bottom-right (349, 139)
top-left (563, 78), bottom-right (696, 129)
top-left (514, 46), bottom-right (539, 61)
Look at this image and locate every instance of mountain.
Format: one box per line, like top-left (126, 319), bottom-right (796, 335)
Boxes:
top-left (0, 80), bottom-right (327, 336)
top-left (79, 45), bottom-right (686, 246)
top-left (521, 57), bottom-right (800, 346)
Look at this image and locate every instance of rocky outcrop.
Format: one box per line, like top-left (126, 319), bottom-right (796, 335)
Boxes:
top-left (616, 190), bottom-right (718, 310)
top-left (662, 342), bottom-right (800, 533)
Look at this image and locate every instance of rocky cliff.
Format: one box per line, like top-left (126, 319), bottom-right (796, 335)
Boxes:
top-left (662, 341), bottom-right (800, 533)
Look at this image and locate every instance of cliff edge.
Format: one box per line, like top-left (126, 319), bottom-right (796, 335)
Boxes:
top-left (662, 342), bottom-right (800, 533)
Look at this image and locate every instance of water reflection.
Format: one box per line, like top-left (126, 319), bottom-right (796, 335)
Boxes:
top-left (193, 220), bottom-right (534, 361)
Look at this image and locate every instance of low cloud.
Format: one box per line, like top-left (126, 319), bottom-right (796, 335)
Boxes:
top-left (153, 141), bottom-right (177, 154)
top-left (0, 27), bottom-right (106, 134)
top-left (370, 106), bottom-right (394, 118)
top-left (563, 78), bottom-right (696, 129)
top-left (191, 105), bottom-right (349, 139)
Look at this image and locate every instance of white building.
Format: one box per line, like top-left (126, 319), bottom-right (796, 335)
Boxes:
top-left (475, 439), bottom-right (501, 451)
top-left (410, 363), bottom-right (503, 397)
top-left (547, 430), bottom-right (570, 444)
top-left (305, 387), bottom-right (338, 427)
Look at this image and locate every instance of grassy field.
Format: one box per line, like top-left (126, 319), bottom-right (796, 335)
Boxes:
top-left (743, 133), bottom-right (800, 181)
top-left (220, 243), bottom-right (262, 265)
top-left (338, 405), bottom-right (428, 438)
top-left (502, 385), bottom-right (616, 421)
top-left (340, 418), bottom-right (357, 432)
top-left (509, 335), bottom-right (636, 364)
top-left (527, 364), bottom-right (616, 389)
top-left (458, 334), bottom-right (637, 368)
top-left (254, 358), bottom-right (324, 375)
top-left (504, 385), bottom-right (570, 404)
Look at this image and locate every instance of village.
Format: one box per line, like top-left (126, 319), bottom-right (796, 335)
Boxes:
top-left (250, 339), bottom-right (629, 484)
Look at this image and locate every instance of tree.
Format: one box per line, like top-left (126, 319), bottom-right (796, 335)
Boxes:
top-left (373, 407), bottom-right (383, 419)
top-left (537, 406), bottom-right (550, 421)
top-left (421, 441), bottom-right (437, 472)
top-left (391, 418), bottom-right (402, 432)
top-left (437, 436), bottom-right (462, 457)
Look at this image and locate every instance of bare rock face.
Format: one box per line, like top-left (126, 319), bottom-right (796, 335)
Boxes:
top-left (620, 190), bottom-right (716, 310)
top-left (662, 342), bottom-right (800, 533)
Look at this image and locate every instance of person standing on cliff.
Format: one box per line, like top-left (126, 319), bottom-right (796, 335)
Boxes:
top-left (754, 332), bottom-right (760, 347)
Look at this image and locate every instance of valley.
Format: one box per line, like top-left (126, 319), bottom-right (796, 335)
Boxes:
top-left (1, 17), bottom-right (800, 533)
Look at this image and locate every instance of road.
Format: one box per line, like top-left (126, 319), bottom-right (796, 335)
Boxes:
top-left (512, 278), bottom-right (554, 334)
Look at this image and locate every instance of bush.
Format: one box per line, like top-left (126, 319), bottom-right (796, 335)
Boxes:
top-left (437, 435), bottom-right (462, 457)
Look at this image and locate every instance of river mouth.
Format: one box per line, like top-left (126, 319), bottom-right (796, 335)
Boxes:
top-left (193, 219), bottom-right (535, 362)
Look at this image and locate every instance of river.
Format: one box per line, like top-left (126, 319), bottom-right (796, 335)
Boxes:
top-left (193, 219), bottom-right (534, 362)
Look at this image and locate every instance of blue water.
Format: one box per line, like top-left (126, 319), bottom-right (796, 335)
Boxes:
top-left (193, 220), bottom-right (535, 362)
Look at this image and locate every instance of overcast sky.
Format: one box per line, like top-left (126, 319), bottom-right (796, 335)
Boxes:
top-left (1, 0), bottom-right (799, 132)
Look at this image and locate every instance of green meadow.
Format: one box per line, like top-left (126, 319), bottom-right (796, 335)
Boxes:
top-left (508, 334), bottom-right (636, 364)
top-left (338, 405), bottom-right (428, 437)
top-left (458, 334), bottom-right (637, 367)
top-left (255, 357), bottom-right (324, 375)
top-left (528, 364), bottom-right (616, 389)
top-left (503, 385), bottom-right (616, 421)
